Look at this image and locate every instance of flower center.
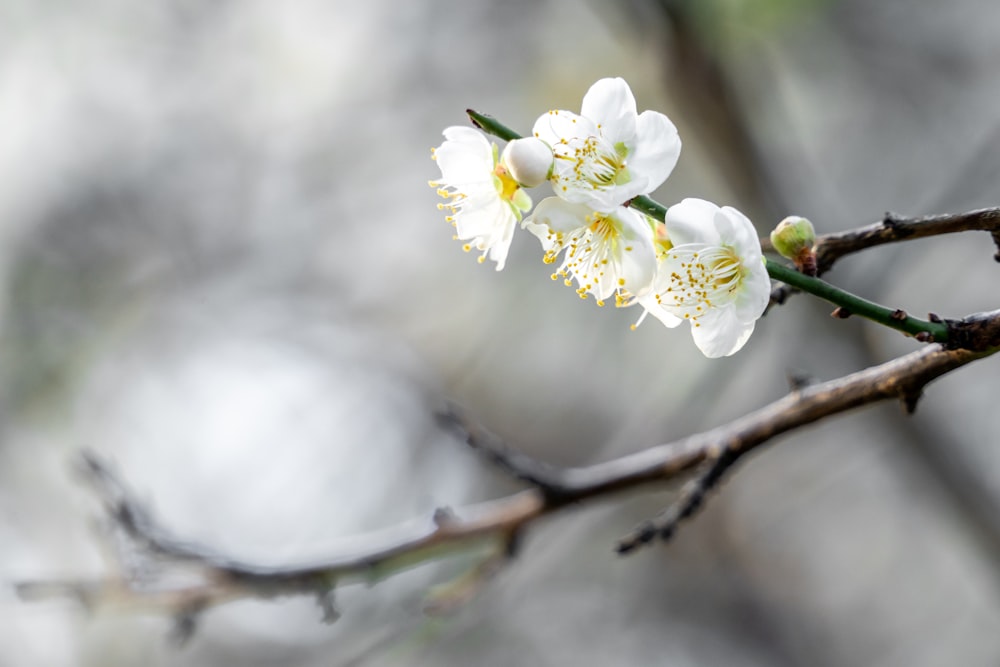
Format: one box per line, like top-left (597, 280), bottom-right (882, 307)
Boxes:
top-left (560, 136), bottom-right (630, 190)
top-left (492, 164), bottom-right (520, 202)
top-left (659, 246), bottom-right (745, 321)
top-left (540, 211), bottom-right (636, 305)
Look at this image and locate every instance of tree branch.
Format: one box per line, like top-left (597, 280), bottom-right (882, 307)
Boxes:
top-left (769, 208), bottom-right (1000, 306)
top-left (17, 314), bottom-right (999, 624)
top-left (817, 208), bottom-right (1000, 274)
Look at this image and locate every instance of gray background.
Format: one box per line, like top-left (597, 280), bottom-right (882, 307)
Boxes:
top-left (4, 1), bottom-right (1000, 665)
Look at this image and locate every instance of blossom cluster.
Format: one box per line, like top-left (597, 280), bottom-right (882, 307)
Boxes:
top-left (430, 78), bottom-right (770, 358)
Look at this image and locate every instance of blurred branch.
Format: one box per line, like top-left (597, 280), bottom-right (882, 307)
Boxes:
top-left (17, 317), bottom-right (1000, 628)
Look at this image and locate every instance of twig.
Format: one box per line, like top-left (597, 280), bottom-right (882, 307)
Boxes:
top-left (818, 209), bottom-right (1000, 274)
top-left (435, 403), bottom-right (564, 496)
top-left (616, 446), bottom-right (744, 554)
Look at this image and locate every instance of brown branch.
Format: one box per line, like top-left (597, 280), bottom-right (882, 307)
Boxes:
top-left (768, 207), bottom-right (1000, 306)
top-left (616, 445), bottom-right (744, 554)
top-left (17, 313), bottom-right (1000, 622)
top-left (817, 208), bottom-right (1000, 274)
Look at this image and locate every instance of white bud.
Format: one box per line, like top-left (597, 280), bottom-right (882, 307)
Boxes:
top-left (501, 137), bottom-right (553, 188)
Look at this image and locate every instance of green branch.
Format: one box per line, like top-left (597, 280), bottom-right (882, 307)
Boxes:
top-left (764, 260), bottom-right (949, 342)
top-left (466, 109), bottom-right (951, 344)
top-left (467, 109), bottom-right (521, 143)
top-left (629, 195), bottom-right (669, 222)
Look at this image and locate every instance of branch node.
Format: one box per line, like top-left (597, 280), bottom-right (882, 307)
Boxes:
top-left (169, 605), bottom-right (203, 647)
top-left (503, 528), bottom-right (524, 559)
top-left (928, 312), bottom-right (942, 323)
top-left (769, 285), bottom-right (790, 306)
top-left (914, 331), bottom-right (935, 343)
top-left (882, 211), bottom-right (903, 229)
top-left (433, 507), bottom-right (456, 528)
top-left (890, 309), bottom-right (907, 322)
top-left (831, 306), bottom-right (852, 319)
top-left (786, 370), bottom-right (817, 391)
top-left (901, 390), bottom-right (923, 414)
top-left (317, 589), bottom-right (340, 624)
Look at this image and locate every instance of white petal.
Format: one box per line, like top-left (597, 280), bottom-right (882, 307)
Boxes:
top-left (719, 205), bottom-right (762, 258)
top-left (561, 180), bottom-right (649, 214)
top-left (690, 307), bottom-right (755, 358)
top-left (613, 208), bottom-right (657, 296)
top-left (627, 110), bottom-right (681, 193)
top-left (532, 110), bottom-right (598, 147)
top-left (664, 198), bottom-right (723, 246)
top-left (435, 128), bottom-right (493, 182)
top-left (733, 259), bottom-right (771, 322)
top-left (580, 77), bottom-right (637, 145)
top-left (486, 210), bottom-right (517, 270)
top-left (522, 197), bottom-right (591, 236)
top-left (454, 198), bottom-right (517, 271)
top-left (636, 293), bottom-right (684, 329)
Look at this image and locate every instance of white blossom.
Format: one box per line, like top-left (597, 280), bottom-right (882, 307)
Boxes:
top-left (429, 126), bottom-right (533, 270)
top-left (532, 77), bottom-right (681, 212)
top-left (523, 196), bottom-right (657, 305)
top-left (639, 198), bottom-right (771, 357)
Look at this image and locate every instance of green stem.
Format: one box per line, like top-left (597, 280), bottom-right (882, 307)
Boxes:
top-left (466, 109), bottom-right (950, 344)
top-left (630, 195), bottom-right (669, 223)
top-left (467, 109), bottom-right (521, 143)
top-left (765, 260), bottom-right (949, 342)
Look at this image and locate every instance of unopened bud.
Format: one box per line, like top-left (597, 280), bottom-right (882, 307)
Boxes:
top-left (501, 137), bottom-right (553, 188)
top-left (770, 215), bottom-right (817, 275)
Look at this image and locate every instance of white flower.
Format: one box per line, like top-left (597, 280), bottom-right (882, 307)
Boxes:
top-left (532, 77), bottom-right (681, 212)
top-left (430, 126), bottom-right (535, 270)
top-left (523, 196), bottom-right (657, 305)
top-left (639, 198), bottom-right (771, 358)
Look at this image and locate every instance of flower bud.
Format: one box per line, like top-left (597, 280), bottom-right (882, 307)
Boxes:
top-left (501, 137), bottom-right (553, 188)
top-left (770, 215), bottom-right (817, 275)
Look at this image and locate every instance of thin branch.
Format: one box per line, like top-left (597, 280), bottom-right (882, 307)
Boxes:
top-left (817, 208), bottom-right (1000, 274)
top-left (616, 446), bottom-right (744, 555)
top-left (765, 260), bottom-right (949, 342)
top-left (435, 404), bottom-right (564, 495)
top-left (769, 208), bottom-right (1000, 305)
top-left (17, 313), bottom-right (999, 618)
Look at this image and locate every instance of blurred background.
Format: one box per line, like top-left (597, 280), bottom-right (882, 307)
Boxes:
top-left (3, 0), bottom-right (1000, 665)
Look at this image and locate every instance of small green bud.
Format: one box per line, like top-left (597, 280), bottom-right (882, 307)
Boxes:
top-left (770, 215), bottom-right (817, 275)
top-left (770, 216), bottom-right (815, 259)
